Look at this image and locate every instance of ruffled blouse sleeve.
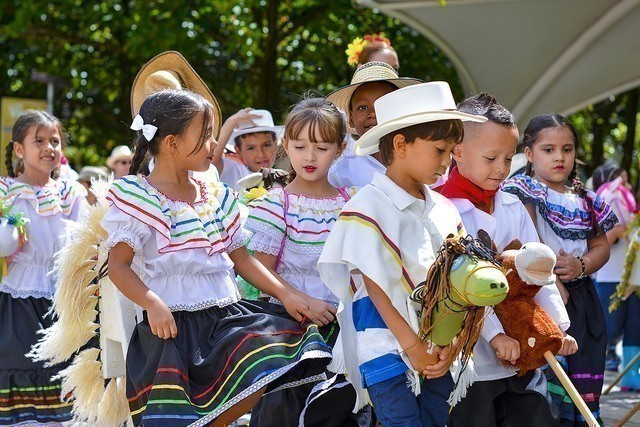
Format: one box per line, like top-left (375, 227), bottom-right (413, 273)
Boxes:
top-left (101, 204), bottom-right (153, 254)
top-left (502, 174), bottom-right (618, 239)
top-left (245, 188), bottom-right (285, 256)
top-left (585, 189), bottom-right (618, 236)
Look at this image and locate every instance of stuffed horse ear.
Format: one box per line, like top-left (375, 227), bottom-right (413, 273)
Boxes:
top-left (477, 229), bottom-right (498, 253)
top-left (503, 239), bottom-right (522, 252)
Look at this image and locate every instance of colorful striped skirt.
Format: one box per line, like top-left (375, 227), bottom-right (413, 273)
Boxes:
top-left (126, 299), bottom-right (332, 426)
top-left (0, 292), bottom-right (73, 425)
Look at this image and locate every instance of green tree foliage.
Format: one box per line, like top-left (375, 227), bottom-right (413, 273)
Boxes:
top-left (569, 89), bottom-right (640, 186)
top-left (0, 0), bottom-right (459, 169)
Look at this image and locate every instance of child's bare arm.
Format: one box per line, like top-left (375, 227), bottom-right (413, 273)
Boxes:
top-left (213, 108), bottom-right (260, 173)
top-left (229, 246), bottom-right (311, 322)
top-left (108, 242), bottom-right (177, 339)
top-left (362, 274), bottom-right (444, 375)
top-left (254, 251), bottom-right (336, 325)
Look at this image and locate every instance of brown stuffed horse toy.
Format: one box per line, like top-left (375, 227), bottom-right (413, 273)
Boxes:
top-left (490, 238), bottom-right (564, 374)
top-left (479, 234), bottom-right (598, 425)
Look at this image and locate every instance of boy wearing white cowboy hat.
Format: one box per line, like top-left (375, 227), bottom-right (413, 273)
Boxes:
top-left (106, 145), bottom-right (133, 179)
top-left (318, 82), bottom-right (486, 426)
top-left (325, 61), bottom-right (422, 188)
top-left (211, 108), bottom-right (283, 192)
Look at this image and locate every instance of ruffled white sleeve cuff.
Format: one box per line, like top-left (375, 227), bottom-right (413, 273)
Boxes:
top-left (101, 205), bottom-right (151, 254)
top-left (247, 231), bottom-right (281, 256)
top-left (105, 230), bottom-right (143, 253)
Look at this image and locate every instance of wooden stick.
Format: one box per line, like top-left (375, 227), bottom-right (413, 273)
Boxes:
top-left (615, 400), bottom-right (640, 427)
top-left (544, 351), bottom-right (598, 427)
top-left (604, 350), bottom-right (640, 395)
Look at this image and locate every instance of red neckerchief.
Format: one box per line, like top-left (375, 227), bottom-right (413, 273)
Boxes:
top-left (438, 167), bottom-right (498, 214)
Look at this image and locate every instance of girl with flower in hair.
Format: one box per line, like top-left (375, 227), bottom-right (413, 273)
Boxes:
top-left (346, 33), bottom-right (399, 72)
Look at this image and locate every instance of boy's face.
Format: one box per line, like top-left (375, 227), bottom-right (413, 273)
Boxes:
top-left (392, 135), bottom-right (455, 188)
top-left (453, 122), bottom-right (518, 191)
top-left (349, 82), bottom-right (395, 137)
top-left (235, 132), bottom-right (277, 172)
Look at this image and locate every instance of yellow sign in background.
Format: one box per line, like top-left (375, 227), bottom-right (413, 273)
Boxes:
top-left (1, 97), bottom-right (47, 176)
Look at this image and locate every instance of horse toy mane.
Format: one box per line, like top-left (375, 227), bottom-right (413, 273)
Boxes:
top-left (411, 234), bottom-right (509, 373)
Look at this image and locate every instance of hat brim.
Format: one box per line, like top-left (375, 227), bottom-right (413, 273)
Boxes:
top-left (226, 126), bottom-right (284, 153)
top-left (326, 77), bottom-right (424, 118)
top-left (354, 111), bottom-right (488, 156)
top-left (130, 51), bottom-right (223, 137)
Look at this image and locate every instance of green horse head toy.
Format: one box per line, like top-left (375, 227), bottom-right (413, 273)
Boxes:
top-left (410, 234), bottom-right (509, 368)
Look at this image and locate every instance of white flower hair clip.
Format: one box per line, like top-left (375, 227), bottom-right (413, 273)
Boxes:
top-left (130, 114), bottom-right (158, 141)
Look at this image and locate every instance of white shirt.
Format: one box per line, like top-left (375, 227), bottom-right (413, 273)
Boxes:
top-left (319, 172), bottom-right (465, 409)
top-left (0, 178), bottom-right (86, 299)
top-left (101, 176), bottom-right (249, 311)
top-left (450, 190), bottom-right (570, 381)
top-left (328, 135), bottom-right (386, 188)
top-left (220, 157), bottom-right (251, 192)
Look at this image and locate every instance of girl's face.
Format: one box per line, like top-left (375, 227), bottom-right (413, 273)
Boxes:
top-left (14, 124), bottom-right (62, 178)
top-left (453, 122), bottom-right (519, 191)
top-left (525, 126), bottom-right (576, 187)
top-left (175, 111), bottom-right (217, 172)
top-left (284, 123), bottom-right (344, 185)
top-left (349, 82), bottom-right (395, 137)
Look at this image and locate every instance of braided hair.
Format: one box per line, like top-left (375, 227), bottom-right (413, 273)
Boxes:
top-left (5, 110), bottom-right (67, 178)
top-left (129, 89), bottom-right (214, 176)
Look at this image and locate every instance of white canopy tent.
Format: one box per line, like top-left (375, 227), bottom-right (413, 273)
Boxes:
top-left (357, 0), bottom-right (640, 127)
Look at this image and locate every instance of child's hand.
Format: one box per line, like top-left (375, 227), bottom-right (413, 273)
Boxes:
top-left (423, 344), bottom-right (453, 379)
top-left (558, 334), bottom-right (578, 356)
top-left (147, 299), bottom-right (178, 340)
top-left (227, 108), bottom-right (261, 129)
top-left (554, 250), bottom-right (582, 282)
top-left (305, 296), bottom-right (337, 326)
top-left (490, 333), bottom-right (520, 364)
top-left (405, 340), bottom-right (439, 375)
top-left (281, 292), bottom-right (311, 323)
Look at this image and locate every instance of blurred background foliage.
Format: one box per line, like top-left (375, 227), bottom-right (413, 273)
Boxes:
top-left (1, 0), bottom-right (638, 184)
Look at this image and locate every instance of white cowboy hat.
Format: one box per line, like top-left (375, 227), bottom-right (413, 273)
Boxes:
top-left (226, 109), bottom-right (283, 152)
top-left (354, 82), bottom-right (487, 156)
top-left (106, 145), bottom-right (133, 169)
top-left (130, 51), bottom-right (222, 137)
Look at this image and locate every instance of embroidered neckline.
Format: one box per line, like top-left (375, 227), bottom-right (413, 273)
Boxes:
top-left (142, 175), bottom-right (208, 206)
top-left (282, 186), bottom-right (348, 200)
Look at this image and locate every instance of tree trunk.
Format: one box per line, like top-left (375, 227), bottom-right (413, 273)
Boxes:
top-left (259, 0), bottom-right (281, 113)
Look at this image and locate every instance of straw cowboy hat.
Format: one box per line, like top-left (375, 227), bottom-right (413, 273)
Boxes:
top-left (226, 109), bottom-right (283, 152)
top-left (325, 61), bottom-right (423, 114)
top-left (355, 81), bottom-right (487, 156)
top-left (106, 145), bottom-right (133, 169)
top-left (130, 51), bottom-right (222, 136)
